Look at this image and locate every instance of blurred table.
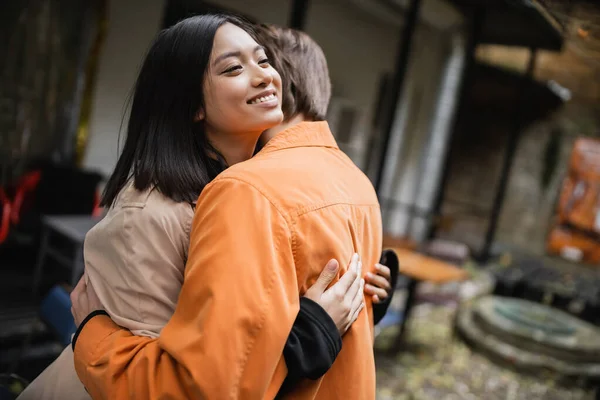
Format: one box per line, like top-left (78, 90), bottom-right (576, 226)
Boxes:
top-left (386, 246), bottom-right (469, 350)
top-left (393, 247), bottom-right (468, 283)
top-left (32, 215), bottom-right (101, 295)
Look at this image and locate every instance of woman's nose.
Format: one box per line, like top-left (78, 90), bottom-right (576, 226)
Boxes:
top-left (251, 65), bottom-right (273, 87)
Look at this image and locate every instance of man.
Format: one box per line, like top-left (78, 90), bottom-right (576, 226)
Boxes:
top-left (71, 24), bottom-right (386, 399)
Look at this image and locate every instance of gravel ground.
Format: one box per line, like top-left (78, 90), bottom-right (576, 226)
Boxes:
top-left (374, 302), bottom-right (597, 400)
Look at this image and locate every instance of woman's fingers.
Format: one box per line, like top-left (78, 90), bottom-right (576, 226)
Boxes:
top-left (343, 260), bottom-right (363, 301)
top-left (375, 263), bottom-right (391, 280)
top-left (336, 264), bottom-right (362, 327)
top-left (340, 278), bottom-right (365, 333)
top-left (364, 283), bottom-right (389, 301)
top-left (333, 253), bottom-right (360, 293)
top-left (345, 300), bottom-right (365, 332)
top-left (349, 278), bottom-right (365, 314)
top-left (364, 271), bottom-right (391, 291)
top-left (311, 259), bottom-right (340, 294)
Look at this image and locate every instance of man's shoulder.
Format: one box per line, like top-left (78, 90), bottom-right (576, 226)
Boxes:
top-left (207, 149), bottom-right (379, 216)
top-left (209, 154), bottom-right (280, 192)
top-left (201, 161), bottom-right (282, 212)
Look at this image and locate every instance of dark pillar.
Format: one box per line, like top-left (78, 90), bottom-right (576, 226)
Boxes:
top-left (427, 8), bottom-right (484, 240)
top-left (374, 0), bottom-right (422, 196)
top-left (288, 0), bottom-right (310, 30)
top-left (480, 48), bottom-right (538, 260)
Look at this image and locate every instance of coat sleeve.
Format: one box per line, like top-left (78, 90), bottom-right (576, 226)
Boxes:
top-left (73, 177), bottom-right (300, 399)
top-left (278, 297), bottom-right (342, 396)
top-left (372, 249), bottom-right (399, 325)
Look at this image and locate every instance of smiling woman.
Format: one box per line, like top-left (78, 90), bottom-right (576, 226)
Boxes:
top-left (199, 22), bottom-right (283, 160)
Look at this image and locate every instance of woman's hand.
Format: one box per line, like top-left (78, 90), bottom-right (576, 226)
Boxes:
top-left (304, 254), bottom-right (365, 335)
top-left (71, 274), bottom-right (104, 327)
top-left (364, 263), bottom-right (392, 304)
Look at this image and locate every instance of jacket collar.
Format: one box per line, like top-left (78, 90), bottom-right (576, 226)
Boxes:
top-left (258, 121), bottom-right (339, 154)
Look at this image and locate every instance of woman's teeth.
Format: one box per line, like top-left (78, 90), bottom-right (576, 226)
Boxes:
top-left (250, 93), bottom-right (276, 104)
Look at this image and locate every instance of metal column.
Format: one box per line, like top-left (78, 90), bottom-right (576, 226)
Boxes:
top-left (480, 47), bottom-right (538, 260)
top-left (373, 0), bottom-right (422, 196)
top-left (427, 8), bottom-right (484, 240)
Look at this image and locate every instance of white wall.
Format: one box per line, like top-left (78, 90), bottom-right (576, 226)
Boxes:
top-left (83, 0), bottom-right (166, 177)
top-left (305, 0), bottom-right (398, 117)
top-left (305, 0), bottom-right (398, 166)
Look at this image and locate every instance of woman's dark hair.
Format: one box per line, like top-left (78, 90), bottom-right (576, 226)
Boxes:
top-left (101, 14), bottom-right (256, 207)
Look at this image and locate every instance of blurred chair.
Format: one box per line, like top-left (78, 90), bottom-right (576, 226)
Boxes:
top-left (0, 162), bottom-right (103, 295)
top-left (0, 162), bottom-right (103, 248)
top-left (39, 285), bottom-right (77, 347)
top-left (32, 215), bottom-right (101, 295)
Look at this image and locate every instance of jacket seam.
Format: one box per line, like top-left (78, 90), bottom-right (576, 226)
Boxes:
top-left (231, 216), bottom-right (290, 398)
top-left (209, 176), bottom-right (380, 222)
top-left (295, 202), bottom-right (380, 218)
top-left (221, 180), bottom-right (294, 398)
top-left (209, 176), bottom-right (290, 225)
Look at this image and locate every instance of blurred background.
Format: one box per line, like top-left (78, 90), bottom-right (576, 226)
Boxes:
top-left (1, 0), bottom-right (600, 398)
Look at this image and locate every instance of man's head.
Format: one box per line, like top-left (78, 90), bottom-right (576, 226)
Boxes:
top-left (256, 25), bottom-right (331, 122)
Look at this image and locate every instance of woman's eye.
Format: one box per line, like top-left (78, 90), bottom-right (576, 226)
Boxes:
top-left (223, 65), bottom-right (242, 74)
top-left (258, 58), bottom-right (270, 65)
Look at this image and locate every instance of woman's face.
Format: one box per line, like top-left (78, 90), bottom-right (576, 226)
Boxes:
top-left (201, 23), bottom-right (283, 137)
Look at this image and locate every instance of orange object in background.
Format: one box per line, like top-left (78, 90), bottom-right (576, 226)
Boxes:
top-left (548, 137), bottom-right (600, 264)
top-left (568, 138), bottom-right (600, 178)
top-left (557, 175), bottom-right (600, 234)
top-left (556, 138), bottom-right (600, 235)
top-left (547, 224), bottom-right (600, 264)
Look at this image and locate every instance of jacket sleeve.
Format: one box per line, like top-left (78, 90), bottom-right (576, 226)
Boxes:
top-left (73, 177), bottom-right (300, 399)
top-left (278, 297), bottom-right (342, 396)
top-left (372, 249), bottom-right (399, 325)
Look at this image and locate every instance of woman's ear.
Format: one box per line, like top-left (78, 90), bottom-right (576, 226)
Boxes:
top-left (194, 108), bottom-right (205, 122)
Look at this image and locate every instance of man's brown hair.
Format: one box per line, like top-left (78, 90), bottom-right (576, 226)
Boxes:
top-left (256, 25), bottom-right (331, 122)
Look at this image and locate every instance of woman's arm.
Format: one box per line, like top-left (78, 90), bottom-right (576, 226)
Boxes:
top-left (82, 187), bottom-right (195, 337)
top-left (279, 255), bottom-right (364, 395)
top-left (279, 250), bottom-right (398, 395)
top-left (71, 178), bottom-right (305, 399)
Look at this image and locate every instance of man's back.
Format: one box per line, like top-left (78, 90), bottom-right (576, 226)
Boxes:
top-left (221, 121), bottom-right (382, 398)
top-left (71, 121), bottom-right (381, 400)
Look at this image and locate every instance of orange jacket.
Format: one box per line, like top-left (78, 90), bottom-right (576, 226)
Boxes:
top-left (73, 121), bottom-right (382, 399)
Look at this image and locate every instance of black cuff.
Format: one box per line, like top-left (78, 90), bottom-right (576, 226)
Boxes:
top-left (72, 310), bottom-right (110, 351)
top-left (373, 249), bottom-right (399, 325)
top-left (297, 297), bottom-right (342, 364)
top-left (277, 297), bottom-right (342, 397)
